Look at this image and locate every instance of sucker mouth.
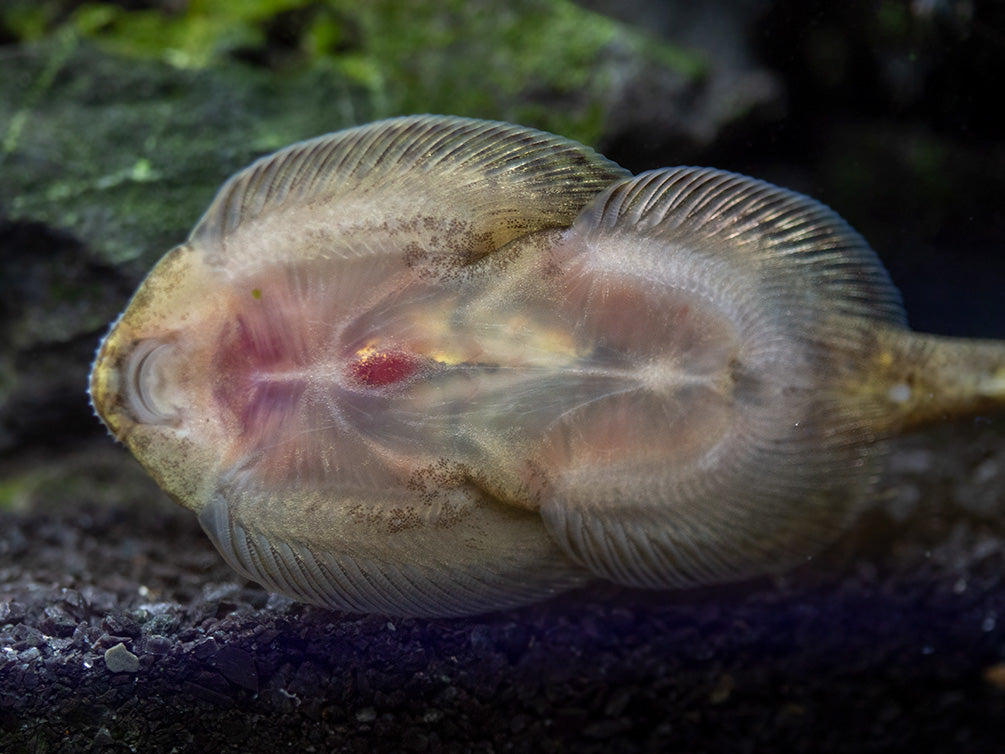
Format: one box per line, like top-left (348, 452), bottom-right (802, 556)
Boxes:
top-left (123, 338), bottom-right (181, 426)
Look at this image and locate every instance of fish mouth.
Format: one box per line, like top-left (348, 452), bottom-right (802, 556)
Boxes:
top-left (123, 338), bottom-right (181, 426)
top-left (89, 328), bottom-right (181, 436)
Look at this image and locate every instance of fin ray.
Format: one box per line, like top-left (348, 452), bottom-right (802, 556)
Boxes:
top-left (190, 115), bottom-right (629, 268)
top-left (575, 167), bottom-right (906, 327)
top-left (198, 483), bottom-right (588, 617)
top-left (539, 166), bottom-right (904, 588)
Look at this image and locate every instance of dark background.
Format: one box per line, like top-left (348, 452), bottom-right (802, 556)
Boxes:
top-left (1, 1), bottom-right (1003, 752)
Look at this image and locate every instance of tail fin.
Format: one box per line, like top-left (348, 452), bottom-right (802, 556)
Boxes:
top-left (848, 326), bottom-right (1005, 434)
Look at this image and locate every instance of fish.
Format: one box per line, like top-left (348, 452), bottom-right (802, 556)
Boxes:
top-left (88, 115), bottom-right (1005, 617)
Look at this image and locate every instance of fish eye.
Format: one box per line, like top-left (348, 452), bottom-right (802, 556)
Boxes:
top-left (124, 339), bottom-right (179, 425)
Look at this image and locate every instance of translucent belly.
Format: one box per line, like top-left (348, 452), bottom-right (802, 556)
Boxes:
top-left (208, 230), bottom-right (743, 518)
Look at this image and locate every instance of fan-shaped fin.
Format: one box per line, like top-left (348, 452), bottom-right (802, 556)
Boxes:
top-left (540, 425), bottom-right (880, 589)
top-left (198, 471), bottom-right (589, 617)
top-left (575, 167), bottom-right (906, 328)
top-left (189, 115), bottom-right (629, 272)
top-left (535, 167), bottom-right (901, 588)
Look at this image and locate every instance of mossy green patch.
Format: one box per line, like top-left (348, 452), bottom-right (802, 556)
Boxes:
top-left (0, 36), bottom-right (368, 267)
top-left (1, 1), bottom-right (701, 266)
top-left (67, 0), bottom-right (313, 70)
top-left (4, 0), bottom-right (702, 147)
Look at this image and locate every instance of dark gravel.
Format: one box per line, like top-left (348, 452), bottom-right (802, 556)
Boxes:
top-left (2, 422), bottom-right (1003, 753)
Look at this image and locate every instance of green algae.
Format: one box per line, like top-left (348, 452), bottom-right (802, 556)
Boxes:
top-left (0, 0), bottom-right (701, 284)
top-left (0, 35), bottom-right (368, 267)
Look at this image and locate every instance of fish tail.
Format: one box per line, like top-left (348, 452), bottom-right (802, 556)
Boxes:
top-left (846, 326), bottom-right (1005, 434)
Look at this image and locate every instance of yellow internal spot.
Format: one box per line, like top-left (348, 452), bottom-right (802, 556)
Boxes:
top-left (251, 288), bottom-right (262, 300)
top-left (426, 349), bottom-right (464, 365)
top-left (534, 327), bottom-right (578, 359)
top-left (980, 367), bottom-right (1005, 399)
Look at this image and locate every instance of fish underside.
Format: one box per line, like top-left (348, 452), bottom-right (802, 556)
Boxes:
top-left (89, 116), bottom-right (1005, 617)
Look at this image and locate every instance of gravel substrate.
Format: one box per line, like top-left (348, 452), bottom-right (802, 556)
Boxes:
top-left (1, 423), bottom-right (1003, 753)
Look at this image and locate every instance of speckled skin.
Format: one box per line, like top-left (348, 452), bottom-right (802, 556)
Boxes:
top-left (88, 116), bottom-right (1005, 617)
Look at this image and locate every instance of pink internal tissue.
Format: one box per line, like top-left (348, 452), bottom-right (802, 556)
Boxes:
top-left (349, 348), bottom-right (424, 388)
top-left (213, 308), bottom-right (308, 439)
top-left (207, 273), bottom-right (444, 481)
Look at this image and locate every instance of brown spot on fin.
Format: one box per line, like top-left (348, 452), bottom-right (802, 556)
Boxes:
top-left (197, 476), bottom-right (589, 618)
top-left (189, 115), bottom-right (629, 269)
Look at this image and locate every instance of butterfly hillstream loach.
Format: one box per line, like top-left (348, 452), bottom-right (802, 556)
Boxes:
top-left (88, 115), bottom-right (1005, 617)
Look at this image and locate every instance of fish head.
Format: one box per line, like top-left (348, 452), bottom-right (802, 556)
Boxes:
top-left (89, 241), bottom-right (229, 508)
